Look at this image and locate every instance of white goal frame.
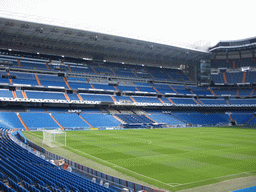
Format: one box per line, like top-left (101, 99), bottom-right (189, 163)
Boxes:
top-left (42, 130), bottom-right (66, 147)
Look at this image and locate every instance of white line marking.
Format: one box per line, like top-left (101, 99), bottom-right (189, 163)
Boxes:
top-left (64, 144), bottom-right (176, 187)
top-left (177, 170), bottom-right (256, 186)
top-left (65, 131), bottom-right (256, 188)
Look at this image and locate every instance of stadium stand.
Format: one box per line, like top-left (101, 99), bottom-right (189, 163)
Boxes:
top-left (0, 127), bottom-right (115, 192)
top-left (19, 112), bottom-right (60, 130)
top-left (80, 94), bottom-right (114, 102)
top-left (211, 58), bottom-right (256, 69)
top-left (26, 91), bottom-right (66, 100)
top-left (51, 113), bottom-right (91, 129)
top-left (0, 18), bottom-right (256, 192)
top-left (80, 113), bottom-right (120, 128)
top-left (148, 112), bottom-right (186, 126)
top-left (199, 98), bottom-right (227, 105)
top-left (211, 73), bottom-right (225, 84)
top-left (132, 96), bottom-right (161, 104)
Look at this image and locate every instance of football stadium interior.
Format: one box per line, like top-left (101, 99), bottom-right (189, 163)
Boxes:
top-left (0, 17), bottom-right (255, 192)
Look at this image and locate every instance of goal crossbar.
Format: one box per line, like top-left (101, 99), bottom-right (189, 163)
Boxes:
top-left (42, 130), bottom-right (66, 147)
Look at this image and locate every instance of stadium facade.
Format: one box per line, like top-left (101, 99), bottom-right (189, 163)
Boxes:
top-left (0, 17), bottom-right (255, 192)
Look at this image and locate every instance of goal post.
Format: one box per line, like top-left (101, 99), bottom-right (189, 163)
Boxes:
top-left (42, 130), bottom-right (66, 147)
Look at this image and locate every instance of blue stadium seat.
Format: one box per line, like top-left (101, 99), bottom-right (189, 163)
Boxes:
top-left (19, 113), bottom-right (60, 130)
top-left (80, 113), bottom-right (121, 128)
top-left (26, 91), bottom-right (66, 100)
top-left (0, 127), bottom-right (114, 192)
top-left (52, 113), bottom-right (91, 128)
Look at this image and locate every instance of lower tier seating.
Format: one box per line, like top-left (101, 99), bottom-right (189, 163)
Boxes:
top-left (0, 108), bottom-right (255, 131)
top-left (0, 128), bottom-right (115, 192)
top-left (149, 113), bottom-right (186, 126)
top-left (19, 113), bottom-right (60, 130)
top-left (80, 113), bottom-right (121, 128)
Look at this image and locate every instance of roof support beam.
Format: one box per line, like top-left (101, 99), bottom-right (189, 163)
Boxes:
top-left (252, 50), bottom-right (255, 59)
top-left (0, 26), bottom-right (8, 39)
top-left (226, 50), bottom-right (228, 61)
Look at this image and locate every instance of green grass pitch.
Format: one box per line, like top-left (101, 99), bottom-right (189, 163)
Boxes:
top-left (24, 127), bottom-right (256, 191)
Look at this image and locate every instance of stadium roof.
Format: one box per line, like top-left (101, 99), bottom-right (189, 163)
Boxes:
top-left (209, 36), bottom-right (256, 60)
top-left (0, 17), bottom-right (209, 68)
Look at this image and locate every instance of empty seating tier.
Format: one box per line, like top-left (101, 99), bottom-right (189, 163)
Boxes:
top-left (0, 127), bottom-right (114, 192)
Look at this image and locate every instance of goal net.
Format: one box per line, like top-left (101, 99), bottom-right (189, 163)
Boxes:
top-left (42, 130), bottom-right (66, 147)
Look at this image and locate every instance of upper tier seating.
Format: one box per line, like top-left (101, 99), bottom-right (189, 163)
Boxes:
top-left (94, 66), bottom-right (114, 75)
top-left (15, 90), bottom-right (23, 98)
top-left (10, 72), bottom-right (38, 86)
top-left (113, 68), bottom-right (137, 78)
top-left (199, 99), bottom-right (227, 105)
top-left (1, 88), bottom-right (256, 107)
top-left (160, 98), bottom-right (172, 104)
top-left (132, 96), bottom-right (161, 103)
top-left (211, 88), bottom-right (255, 96)
top-left (67, 93), bottom-right (80, 100)
top-left (0, 54), bottom-right (191, 84)
top-left (26, 91), bottom-right (66, 100)
top-left (167, 69), bottom-right (190, 81)
top-left (211, 72), bottom-right (244, 85)
top-left (211, 58), bottom-right (256, 69)
top-left (68, 81), bottom-right (92, 89)
top-left (225, 72), bottom-right (243, 84)
top-left (0, 71), bottom-right (10, 84)
top-left (153, 84), bottom-right (175, 94)
top-left (171, 85), bottom-right (192, 95)
top-left (245, 71), bottom-right (256, 83)
top-left (147, 68), bottom-right (171, 81)
top-left (92, 83), bottom-right (117, 91)
top-left (136, 86), bottom-right (157, 93)
top-left (229, 99), bottom-right (256, 105)
top-left (211, 73), bottom-right (225, 84)
top-left (239, 89), bottom-right (253, 96)
top-left (20, 60), bottom-right (48, 70)
top-left (37, 75), bottom-right (67, 88)
top-left (0, 89), bottom-right (13, 98)
top-left (211, 88), bottom-right (237, 96)
top-left (113, 96), bottom-right (133, 103)
top-left (189, 86), bottom-right (212, 96)
top-left (80, 94), bottom-right (113, 102)
top-left (170, 98), bottom-right (197, 105)
top-left (212, 70), bottom-right (256, 85)
top-left (116, 85), bottom-right (138, 92)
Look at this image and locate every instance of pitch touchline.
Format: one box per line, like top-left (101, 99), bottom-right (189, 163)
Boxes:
top-left (64, 144), bottom-right (176, 187)
top-left (177, 170), bottom-right (256, 186)
top-left (64, 133), bottom-right (255, 188)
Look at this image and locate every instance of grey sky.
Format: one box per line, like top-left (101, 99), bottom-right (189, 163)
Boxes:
top-left (1, 0), bottom-right (255, 48)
